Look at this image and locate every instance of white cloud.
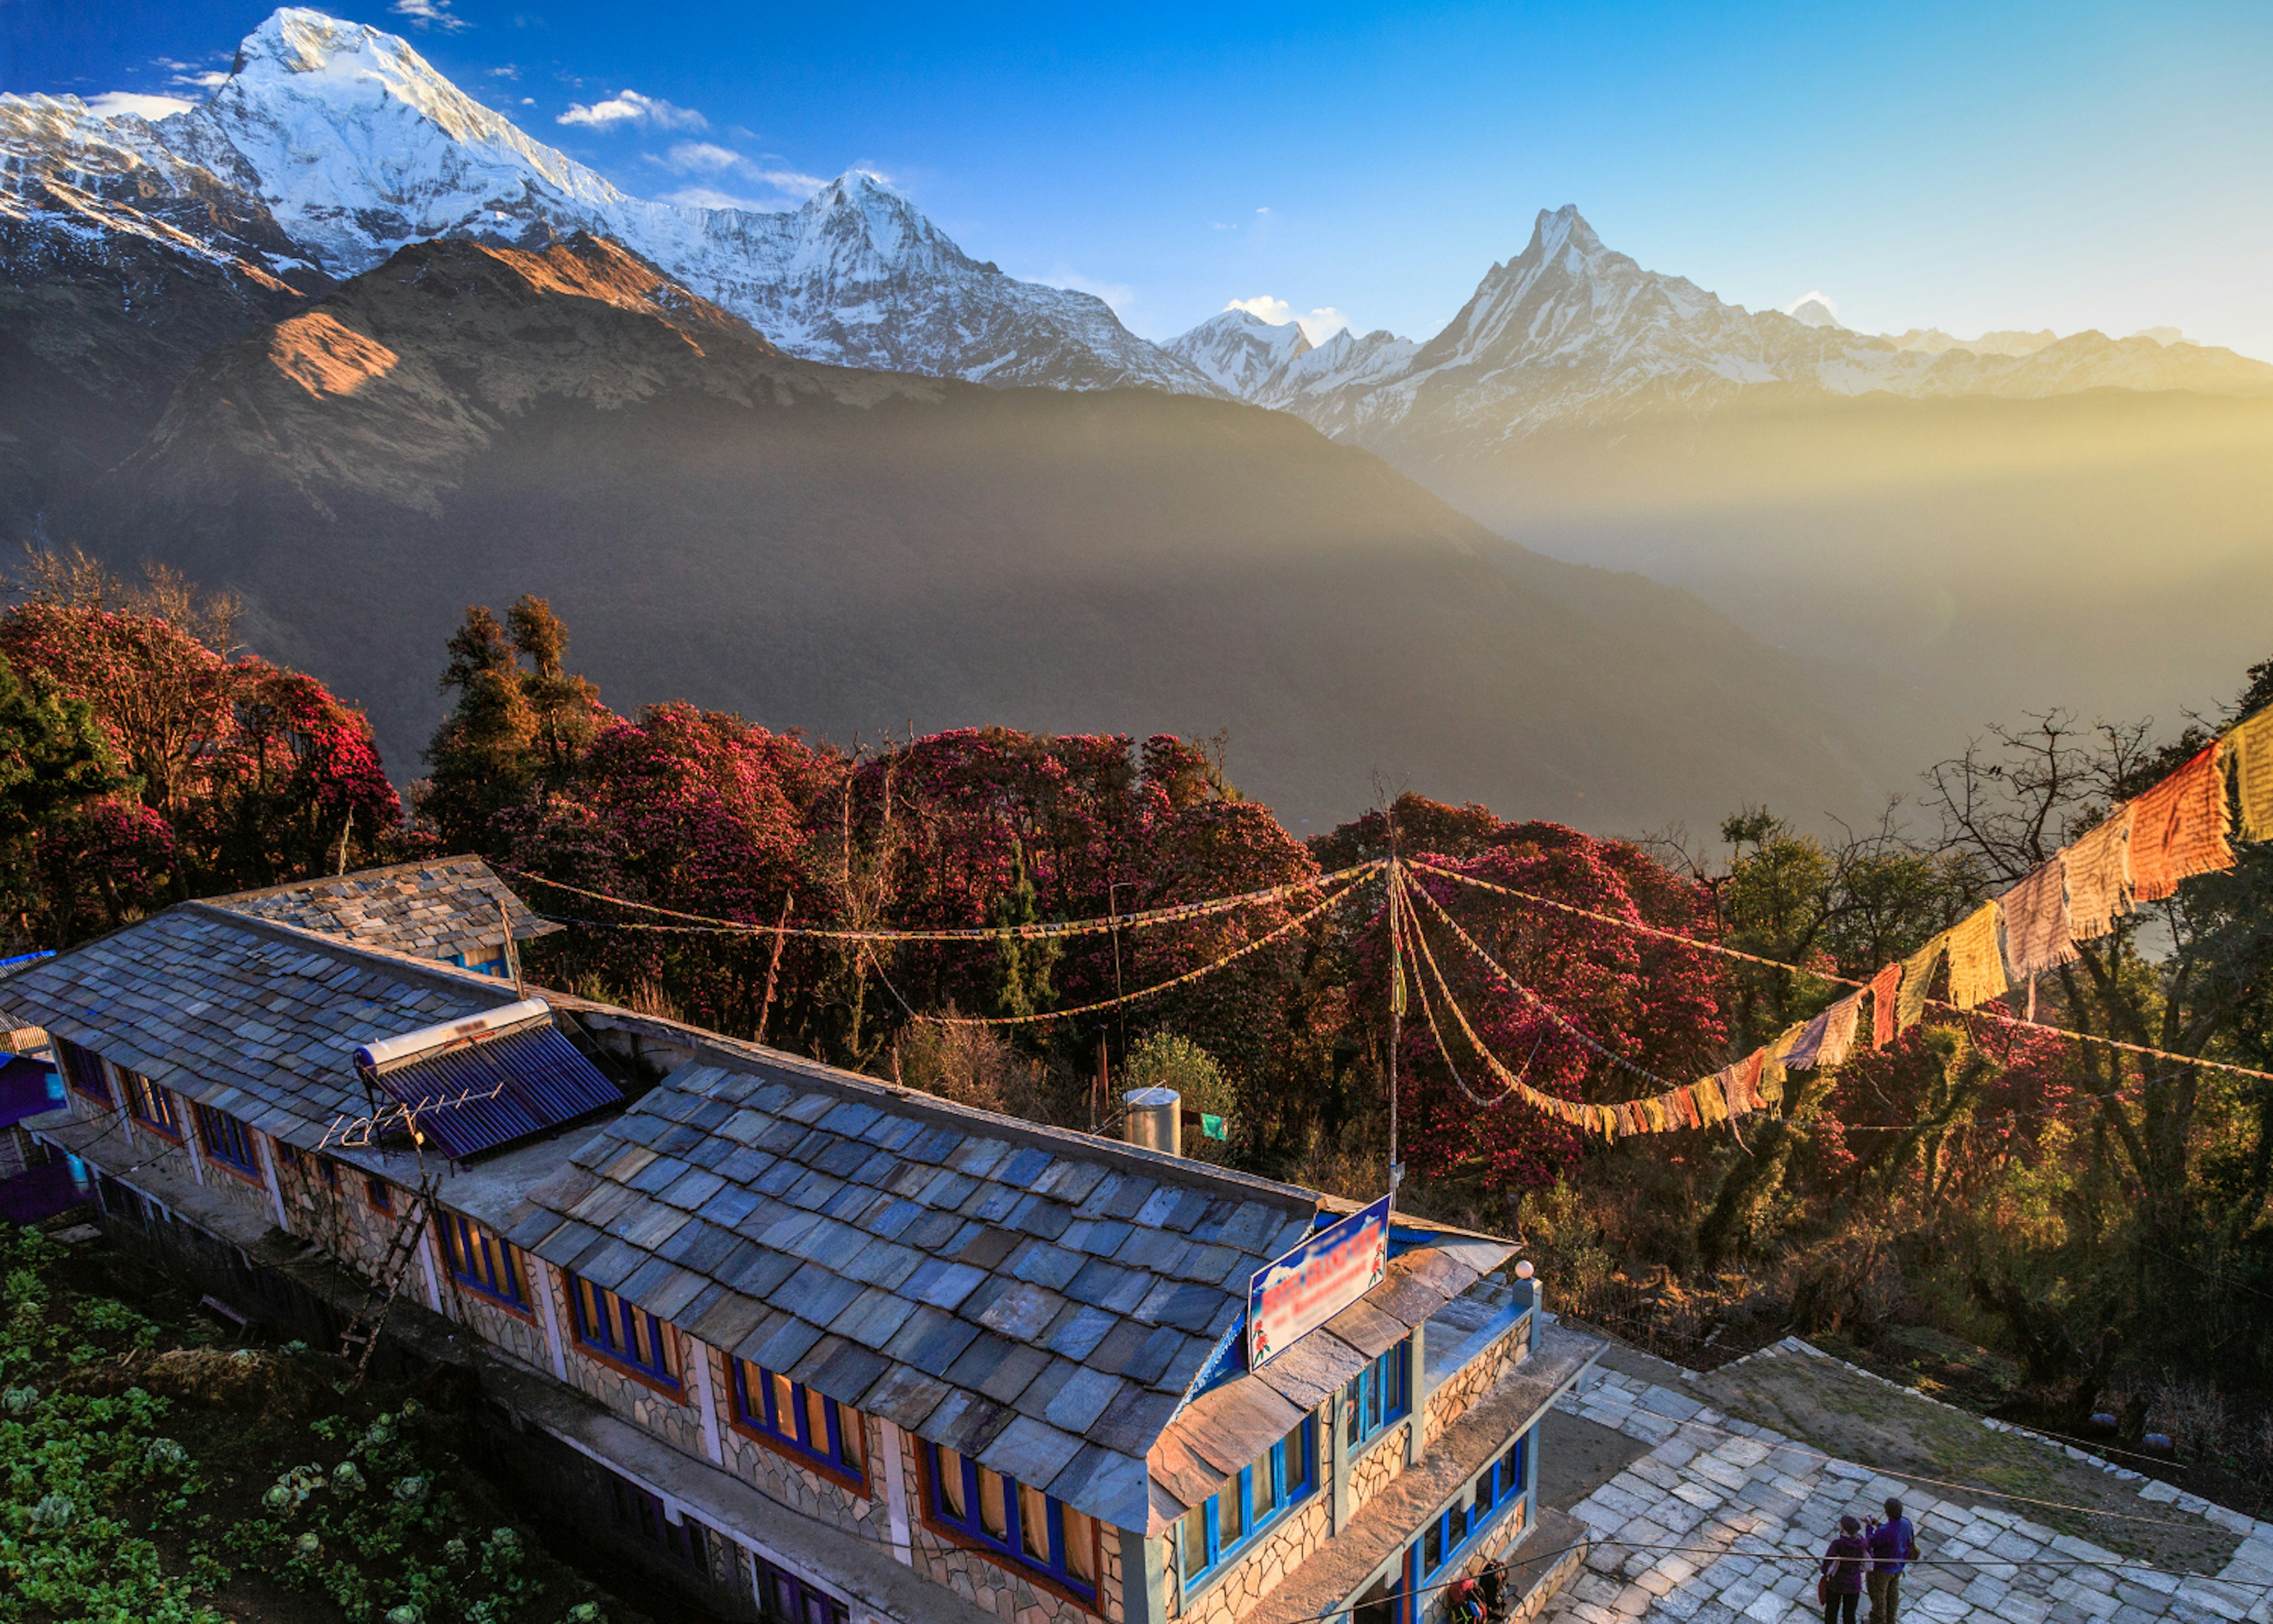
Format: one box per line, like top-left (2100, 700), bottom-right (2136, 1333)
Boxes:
top-left (391, 0), bottom-right (470, 31)
top-left (558, 90), bottom-right (706, 132)
top-left (647, 143), bottom-right (826, 205)
top-left (151, 56), bottom-right (227, 91)
top-left (1256, 206), bottom-right (1270, 214)
top-left (1225, 295), bottom-right (1351, 344)
top-left (487, 65), bottom-right (521, 80)
top-left (1786, 290), bottom-right (1838, 316)
top-left (86, 91), bottom-right (195, 120)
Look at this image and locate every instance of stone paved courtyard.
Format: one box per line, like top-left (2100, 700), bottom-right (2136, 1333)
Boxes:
top-left (1536, 1344), bottom-right (2273, 1624)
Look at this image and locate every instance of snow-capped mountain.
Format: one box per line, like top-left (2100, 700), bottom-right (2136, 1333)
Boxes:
top-left (1164, 308), bottom-right (1312, 396)
top-left (1180, 205), bottom-right (2273, 453)
top-left (0, 8), bottom-right (1218, 395)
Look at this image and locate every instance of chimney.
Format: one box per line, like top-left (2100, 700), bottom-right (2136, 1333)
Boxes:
top-left (1123, 1087), bottom-right (1181, 1156)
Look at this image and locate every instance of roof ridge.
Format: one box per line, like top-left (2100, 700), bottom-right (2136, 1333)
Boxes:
top-left (204, 852), bottom-right (497, 904)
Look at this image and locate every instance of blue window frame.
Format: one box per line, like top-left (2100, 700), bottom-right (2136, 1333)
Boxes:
top-left (601, 1467), bottom-right (706, 1569)
top-left (120, 1068), bottom-right (181, 1138)
top-left (1177, 1414), bottom-right (1318, 1587)
top-left (755, 1554), bottom-right (849, 1624)
top-left (923, 1442), bottom-right (1099, 1600)
top-left (56, 1039), bottom-right (111, 1105)
top-left (1345, 1339), bottom-right (1412, 1448)
top-left (191, 1103), bottom-right (262, 1178)
top-left (568, 1271), bottom-right (680, 1390)
top-left (441, 1211), bottom-right (527, 1309)
top-left (1417, 1426), bottom-right (1531, 1578)
top-left (733, 1360), bottom-right (867, 1487)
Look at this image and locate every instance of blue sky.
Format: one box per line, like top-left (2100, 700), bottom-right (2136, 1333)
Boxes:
top-left (9, 0), bottom-right (2272, 355)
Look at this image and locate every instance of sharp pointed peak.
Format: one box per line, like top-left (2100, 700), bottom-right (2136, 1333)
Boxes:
top-left (1523, 204), bottom-right (1604, 261)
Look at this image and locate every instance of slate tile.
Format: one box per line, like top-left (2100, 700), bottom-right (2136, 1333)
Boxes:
top-left (977, 1281), bottom-right (1066, 1342)
top-left (785, 1168), bottom-right (845, 1211)
top-left (819, 1101), bottom-right (882, 1139)
top-left (832, 1287), bottom-right (919, 1352)
top-left (962, 1183), bottom-right (1020, 1225)
top-left (1132, 1186), bottom-right (1183, 1230)
top-left (1086, 1385), bottom-right (1178, 1455)
top-left (822, 1182), bottom-right (880, 1222)
top-left (717, 1148), bottom-right (775, 1184)
top-left (917, 1169), bottom-right (979, 1210)
top-left (887, 1307), bottom-right (983, 1377)
top-left (1097, 1177), bottom-right (1156, 1223)
top-left (782, 1090), bottom-right (837, 1124)
top-left (578, 1238), bottom-right (644, 1291)
top-left (980, 1415), bottom-right (1083, 1489)
top-left (754, 1161), bottom-right (804, 1198)
top-left (1032, 1159), bottom-right (1108, 1206)
top-left (697, 1185), bottom-right (764, 1230)
top-left (664, 1220), bottom-right (742, 1277)
top-left (690, 1292), bottom-right (768, 1353)
top-left (725, 1248), bottom-right (799, 1299)
top-left (862, 1116), bottom-right (923, 1152)
top-left (645, 1268), bottom-right (711, 1323)
top-left (756, 1118), bottom-right (809, 1153)
top-left (1063, 1259), bottom-right (1144, 1313)
top-left (1116, 1227), bottom-right (1191, 1275)
top-left (847, 1151), bottom-right (899, 1187)
top-left (809, 1340), bottom-right (890, 1406)
top-left (902, 1210), bottom-right (960, 1252)
top-left (906, 1125), bottom-right (963, 1165)
top-left (904, 1259), bottom-right (988, 1310)
top-left (954, 1227), bottom-right (1020, 1271)
top-left (1176, 1243), bottom-right (1241, 1284)
top-left (1045, 1367), bottom-right (1124, 1435)
top-left (1011, 1355), bottom-right (1081, 1421)
top-left (1006, 1240), bottom-right (1083, 1293)
top-left (1083, 1318), bottom-right (1155, 1376)
top-left (1162, 1189), bottom-right (1212, 1233)
top-left (1073, 1219), bottom-right (1132, 1258)
top-left (1123, 1325), bottom-right (1190, 1387)
top-left (1158, 1333), bottom-right (1214, 1394)
top-left (946, 1138), bottom-right (1012, 1180)
top-left (1220, 1201), bottom-right (1282, 1253)
top-left (967, 1342), bottom-right (1051, 1406)
top-left (997, 1146), bottom-right (1053, 1188)
top-left (775, 1263), bottom-right (863, 1327)
top-left (1188, 1197), bottom-right (1240, 1244)
top-left (756, 1210), bottom-right (822, 1254)
top-left (858, 1365), bottom-right (953, 1433)
top-left (840, 1238), bottom-right (923, 1292)
top-left (814, 1138), bottom-right (872, 1179)
top-left (867, 1198), bottom-right (925, 1242)
top-left (743, 1314), bottom-right (825, 1372)
top-left (884, 1162), bottom-right (935, 1198)
top-left (1047, 1303), bottom-right (1118, 1362)
top-left (928, 1390), bottom-right (1014, 1456)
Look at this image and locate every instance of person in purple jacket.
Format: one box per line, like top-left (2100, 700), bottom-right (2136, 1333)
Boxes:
top-left (1865, 1497), bottom-right (1917, 1623)
top-left (1820, 1515), bottom-right (1868, 1623)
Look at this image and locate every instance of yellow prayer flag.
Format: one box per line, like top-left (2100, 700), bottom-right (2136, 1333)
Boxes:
top-left (1946, 901), bottom-right (2007, 1010)
top-left (2233, 708), bottom-right (2273, 843)
top-left (1896, 933), bottom-right (1947, 1029)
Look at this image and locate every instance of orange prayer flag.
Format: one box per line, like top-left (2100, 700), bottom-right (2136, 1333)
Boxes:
top-left (1869, 962), bottom-right (1901, 1049)
top-left (2129, 743), bottom-right (2232, 903)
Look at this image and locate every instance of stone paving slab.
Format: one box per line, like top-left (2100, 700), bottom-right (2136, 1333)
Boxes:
top-left (1538, 1362), bottom-right (2273, 1624)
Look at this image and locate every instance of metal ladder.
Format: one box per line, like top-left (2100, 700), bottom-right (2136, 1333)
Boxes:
top-left (337, 1174), bottom-right (436, 1381)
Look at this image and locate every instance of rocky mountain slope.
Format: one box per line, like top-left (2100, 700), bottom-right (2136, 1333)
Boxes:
top-left (0, 8), bottom-right (1217, 403)
top-left (1164, 308), bottom-right (1312, 397)
top-left (57, 235), bottom-right (1951, 833)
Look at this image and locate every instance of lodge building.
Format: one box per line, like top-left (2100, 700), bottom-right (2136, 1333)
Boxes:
top-left (4, 859), bottom-right (1603, 1624)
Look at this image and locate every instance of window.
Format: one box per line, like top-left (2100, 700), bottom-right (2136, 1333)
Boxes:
top-left (925, 1443), bottom-right (1099, 1600)
top-left (365, 1175), bottom-right (394, 1213)
top-left (1344, 1339), bottom-right (1412, 1449)
top-left (441, 1211), bottom-right (527, 1310)
top-left (120, 1069), bottom-right (181, 1139)
top-left (276, 1141), bottom-right (302, 1171)
top-left (321, 1156), bottom-right (342, 1194)
top-left (755, 1555), bottom-right (849, 1624)
top-left (732, 1360), bottom-right (867, 1487)
top-left (56, 1039), bottom-right (112, 1105)
top-left (1176, 1414), bottom-right (1317, 1587)
top-left (192, 1103), bottom-right (262, 1179)
top-left (1416, 1426), bottom-right (1530, 1577)
top-left (568, 1272), bottom-right (680, 1390)
top-left (602, 1469), bottom-right (706, 1569)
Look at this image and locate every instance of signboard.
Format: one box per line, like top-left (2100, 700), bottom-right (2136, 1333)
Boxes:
top-left (1247, 1194), bottom-right (1391, 1369)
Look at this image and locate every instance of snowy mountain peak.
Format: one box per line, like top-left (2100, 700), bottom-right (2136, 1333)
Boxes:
top-left (1786, 296), bottom-right (1844, 329)
top-left (0, 7), bottom-right (1214, 395)
top-left (1527, 204), bottom-right (1603, 263)
top-left (1164, 307), bottom-right (1313, 396)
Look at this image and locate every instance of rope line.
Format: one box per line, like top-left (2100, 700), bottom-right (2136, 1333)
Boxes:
top-left (1412, 860), bottom-right (2273, 1087)
top-left (890, 872), bottom-right (1377, 1026)
top-left (500, 861), bottom-right (1380, 943)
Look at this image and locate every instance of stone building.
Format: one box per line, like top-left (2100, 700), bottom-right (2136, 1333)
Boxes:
top-left (5, 863), bottom-right (1601, 1624)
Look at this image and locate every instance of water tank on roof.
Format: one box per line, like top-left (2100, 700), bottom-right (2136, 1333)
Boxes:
top-left (1123, 1087), bottom-right (1180, 1156)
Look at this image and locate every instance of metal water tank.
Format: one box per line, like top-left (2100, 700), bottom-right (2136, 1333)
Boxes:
top-left (1123, 1087), bottom-right (1181, 1156)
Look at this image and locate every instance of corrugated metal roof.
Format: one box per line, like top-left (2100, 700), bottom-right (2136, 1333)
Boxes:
top-left (373, 1023), bottom-right (621, 1160)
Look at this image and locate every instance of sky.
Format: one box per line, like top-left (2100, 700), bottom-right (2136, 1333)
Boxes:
top-left (7, 0), bottom-right (2272, 356)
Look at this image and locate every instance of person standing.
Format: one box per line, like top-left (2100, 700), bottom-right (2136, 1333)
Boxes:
top-left (1819, 1515), bottom-right (1868, 1623)
top-left (1865, 1497), bottom-right (1916, 1623)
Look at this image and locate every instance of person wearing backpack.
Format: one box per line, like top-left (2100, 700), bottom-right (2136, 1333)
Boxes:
top-left (1818, 1516), bottom-right (1868, 1623)
top-left (1865, 1497), bottom-right (1917, 1623)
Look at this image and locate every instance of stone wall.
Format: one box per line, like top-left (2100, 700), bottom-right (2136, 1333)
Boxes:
top-left (535, 1262), bottom-right (710, 1459)
top-left (1347, 1416), bottom-right (1414, 1517)
top-left (1167, 1403), bottom-right (1334, 1624)
top-left (426, 1216), bottom-right (553, 1372)
top-left (896, 1417), bottom-right (1127, 1622)
top-left (710, 1348), bottom-right (891, 1546)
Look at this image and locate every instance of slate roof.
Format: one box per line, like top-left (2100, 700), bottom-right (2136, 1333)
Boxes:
top-left (210, 857), bottom-right (559, 965)
top-left (0, 903), bottom-right (538, 1148)
top-left (1145, 1233), bottom-right (1513, 1533)
top-left (507, 1056), bottom-right (1329, 1536)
